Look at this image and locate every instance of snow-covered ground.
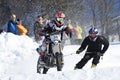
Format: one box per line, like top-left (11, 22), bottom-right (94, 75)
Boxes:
top-left (0, 32), bottom-right (120, 80)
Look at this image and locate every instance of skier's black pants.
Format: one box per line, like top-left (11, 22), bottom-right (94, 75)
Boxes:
top-left (75, 53), bottom-right (100, 69)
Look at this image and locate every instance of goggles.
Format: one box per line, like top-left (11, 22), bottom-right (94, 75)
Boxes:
top-left (57, 18), bottom-right (64, 22)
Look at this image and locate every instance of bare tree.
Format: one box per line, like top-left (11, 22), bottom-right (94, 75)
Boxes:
top-left (98, 0), bottom-right (119, 40)
top-left (85, 0), bottom-right (119, 40)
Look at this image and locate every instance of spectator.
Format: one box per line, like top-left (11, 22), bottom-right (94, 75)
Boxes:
top-left (16, 19), bottom-right (28, 35)
top-left (34, 15), bottom-right (45, 42)
top-left (7, 14), bottom-right (18, 35)
top-left (65, 19), bottom-right (73, 44)
top-left (66, 19), bottom-right (73, 38)
top-left (73, 22), bottom-right (83, 44)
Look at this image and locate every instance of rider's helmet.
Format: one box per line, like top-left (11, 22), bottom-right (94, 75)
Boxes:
top-left (55, 11), bottom-right (65, 26)
top-left (55, 11), bottom-right (65, 18)
top-left (89, 27), bottom-right (98, 34)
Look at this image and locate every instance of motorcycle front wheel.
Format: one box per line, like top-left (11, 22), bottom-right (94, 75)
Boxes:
top-left (55, 52), bottom-right (62, 71)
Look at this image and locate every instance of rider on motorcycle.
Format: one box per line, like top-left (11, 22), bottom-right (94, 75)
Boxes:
top-left (36, 11), bottom-right (68, 74)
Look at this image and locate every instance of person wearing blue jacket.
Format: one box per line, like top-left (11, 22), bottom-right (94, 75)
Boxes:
top-left (7, 14), bottom-right (18, 35)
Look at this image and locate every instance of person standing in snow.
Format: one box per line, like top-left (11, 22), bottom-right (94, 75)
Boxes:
top-left (66, 19), bottom-right (73, 38)
top-left (74, 27), bottom-right (109, 69)
top-left (7, 14), bottom-right (18, 35)
top-left (73, 22), bottom-right (83, 44)
top-left (34, 15), bottom-right (45, 42)
top-left (65, 19), bottom-right (73, 44)
top-left (16, 19), bottom-right (28, 35)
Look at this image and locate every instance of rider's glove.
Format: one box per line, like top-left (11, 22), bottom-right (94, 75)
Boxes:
top-left (76, 49), bottom-right (82, 54)
top-left (39, 32), bottom-right (44, 36)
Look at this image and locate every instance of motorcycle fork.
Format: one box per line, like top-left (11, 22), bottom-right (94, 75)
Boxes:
top-left (46, 42), bottom-right (54, 62)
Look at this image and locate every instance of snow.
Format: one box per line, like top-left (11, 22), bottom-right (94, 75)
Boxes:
top-left (0, 32), bottom-right (120, 80)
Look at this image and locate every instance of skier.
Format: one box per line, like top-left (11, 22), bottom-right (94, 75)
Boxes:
top-left (74, 27), bottom-right (109, 69)
top-left (36, 11), bottom-right (68, 74)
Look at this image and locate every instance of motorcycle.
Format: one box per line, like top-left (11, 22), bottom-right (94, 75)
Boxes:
top-left (37, 32), bottom-right (64, 74)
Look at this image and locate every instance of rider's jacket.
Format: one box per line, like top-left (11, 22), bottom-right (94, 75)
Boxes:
top-left (40, 20), bottom-right (67, 41)
top-left (38, 20), bottom-right (67, 54)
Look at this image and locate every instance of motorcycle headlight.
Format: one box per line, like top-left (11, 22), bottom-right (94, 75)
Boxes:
top-left (54, 40), bottom-right (59, 45)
